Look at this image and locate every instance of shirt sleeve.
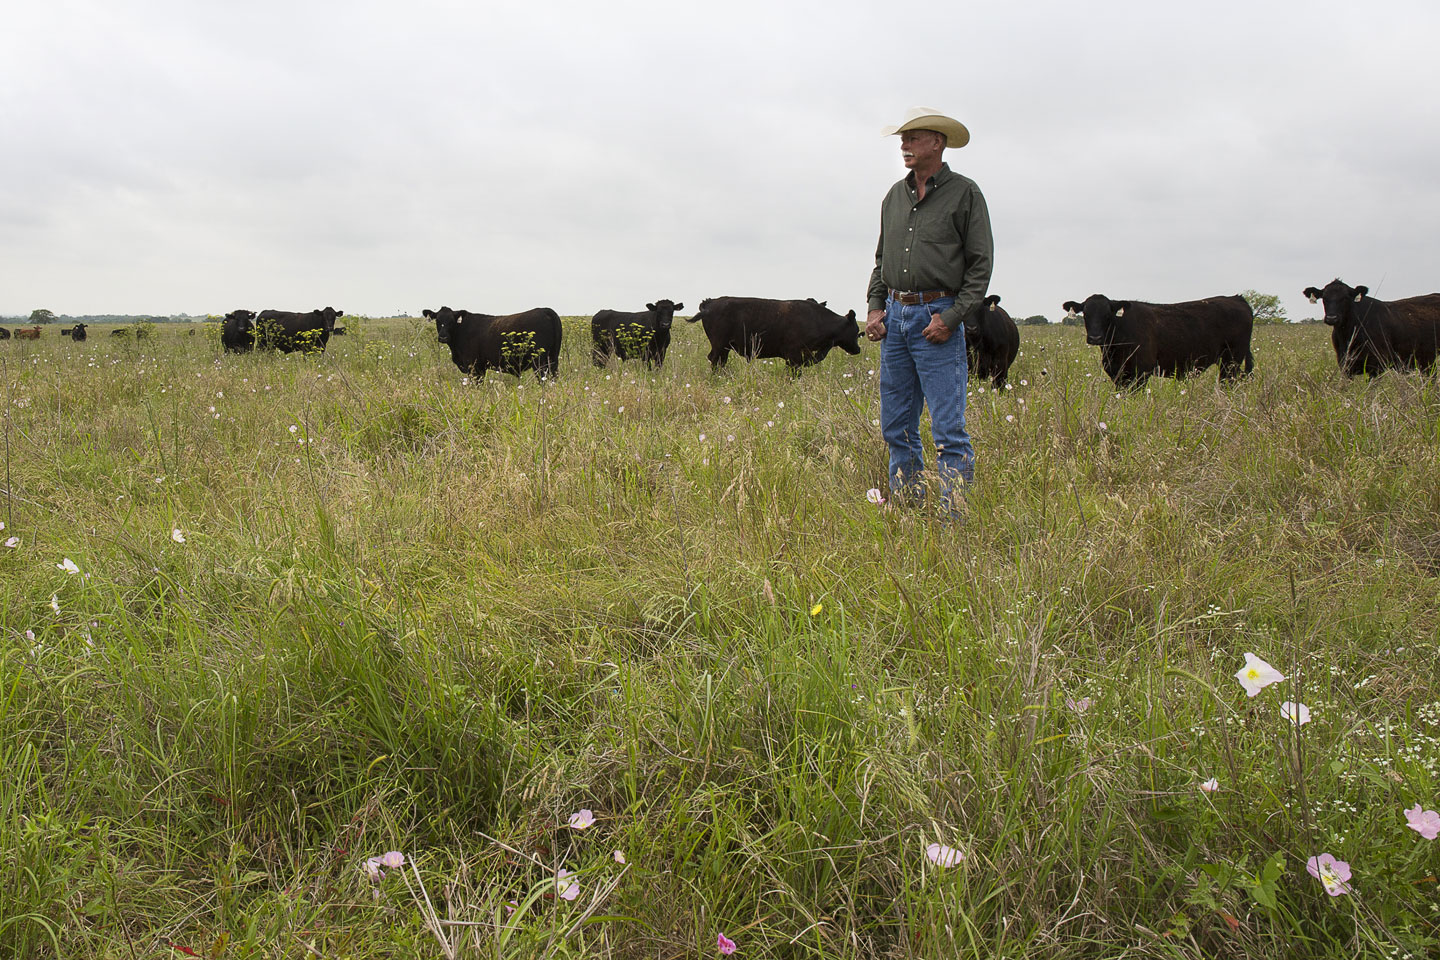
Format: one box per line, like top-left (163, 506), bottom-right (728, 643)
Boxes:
top-left (867, 227), bottom-right (887, 313)
top-left (937, 186), bottom-right (993, 331)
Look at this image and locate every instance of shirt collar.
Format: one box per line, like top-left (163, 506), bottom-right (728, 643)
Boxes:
top-left (906, 162), bottom-right (953, 193)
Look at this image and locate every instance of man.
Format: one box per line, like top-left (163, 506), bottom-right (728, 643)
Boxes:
top-left (866, 106), bottom-right (993, 511)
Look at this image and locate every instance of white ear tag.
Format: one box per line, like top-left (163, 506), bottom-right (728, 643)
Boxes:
top-left (1306, 294), bottom-right (1318, 304)
top-left (1115, 307), bottom-right (1125, 317)
top-left (1354, 293), bottom-right (1363, 302)
top-left (455, 316), bottom-right (463, 324)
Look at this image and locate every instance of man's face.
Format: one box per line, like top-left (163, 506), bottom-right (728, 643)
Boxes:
top-left (900, 129), bottom-right (945, 169)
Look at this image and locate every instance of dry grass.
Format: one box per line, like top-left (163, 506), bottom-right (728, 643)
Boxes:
top-left (1, 319), bottom-right (1437, 958)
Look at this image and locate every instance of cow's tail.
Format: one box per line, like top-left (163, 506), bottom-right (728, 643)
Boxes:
top-left (546, 308), bottom-right (563, 378)
top-left (686, 298), bottom-right (714, 322)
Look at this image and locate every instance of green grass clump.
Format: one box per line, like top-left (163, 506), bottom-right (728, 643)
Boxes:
top-left (1, 321), bottom-right (1437, 958)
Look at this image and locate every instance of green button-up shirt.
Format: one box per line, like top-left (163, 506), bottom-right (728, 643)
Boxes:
top-left (867, 162), bottom-right (994, 330)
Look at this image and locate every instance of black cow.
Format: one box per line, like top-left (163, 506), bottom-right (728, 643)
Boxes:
top-left (1061, 294), bottom-right (1254, 387)
top-left (330, 326), bottom-right (346, 336)
top-left (423, 306), bottom-right (563, 380)
top-left (221, 310), bottom-right (257, 353)
top-left (0, 327), bottom-right (10, 340)
top-left (1302, 279), bottom-right (1440, 376)
top-left (966, 295), bottom-right (1020, 388)
top-left (254, 307), bottom-right (343, 353)
top-left (591, 299), bottom-right (684, 368)
top-left (61, 323), bottom-right (88, 341)
top-left (686, 297), bottom-right (860, 371)
top-left (110, 328), bottom-right (130, 337)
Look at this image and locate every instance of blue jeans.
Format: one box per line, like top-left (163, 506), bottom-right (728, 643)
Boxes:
top-left (880, 296), bottom-right (975, 507)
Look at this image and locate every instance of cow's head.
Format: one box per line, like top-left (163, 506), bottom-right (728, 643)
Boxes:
top-left (1065, 295), bottom-right (1124, 345)
top-left (320, 307), bottom-right (343, 331)
top-left (222, 309), bottom-right (256, 333)
top-left (426, 306), bottom-right (461, 344)
top-left (646, 300), bottom-right (684, 329)
top-left (1304, 279), bottom-right (1362, 326)
top-left (221, 310), bottom-right (256, 350)
top-left (968, 294), bottom-right (1003, 333)
top-left (838, 309), bottom-right (862, 355)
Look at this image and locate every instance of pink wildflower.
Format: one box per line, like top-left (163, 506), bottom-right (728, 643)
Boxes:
top-left (1305, 853), bottom-right (1352, 896)
top-left (1404, 803), bottom-right (1440, 840)
top-left (556, 869), bottom-right (579, 901)
top-left (925, 842), bottom-right (964, 867)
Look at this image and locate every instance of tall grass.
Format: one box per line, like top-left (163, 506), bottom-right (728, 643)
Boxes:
top-left (1, 319), bottom-right (1437, 958)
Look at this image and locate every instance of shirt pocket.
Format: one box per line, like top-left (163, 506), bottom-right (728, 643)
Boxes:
top-left (918, 212), bottom-right (960, 245)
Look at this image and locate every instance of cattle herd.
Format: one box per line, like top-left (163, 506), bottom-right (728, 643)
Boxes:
top-left (5, 279), bottom-right (1438, 386)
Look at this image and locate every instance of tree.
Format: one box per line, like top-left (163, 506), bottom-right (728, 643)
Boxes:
top-left (29, 308), bottom-right (57, 324)
top-left (1241, 290), bottom-right (1287, 324)
top-left (1022, 314), bottom-right (1050, 326)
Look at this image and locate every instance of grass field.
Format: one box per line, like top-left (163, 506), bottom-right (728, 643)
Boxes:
top-left (2, 318), bottom-right (1438, 959)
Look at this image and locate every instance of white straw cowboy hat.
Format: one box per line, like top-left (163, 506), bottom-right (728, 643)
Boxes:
top-left (880, 106), bottom-right (970, 149)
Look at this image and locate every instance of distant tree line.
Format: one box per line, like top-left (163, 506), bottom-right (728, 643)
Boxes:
top-left (5, 309), bottom-right (203, 324)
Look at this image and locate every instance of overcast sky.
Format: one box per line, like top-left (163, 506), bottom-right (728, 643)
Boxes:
top-left (4, 0), bottom-right (1439, 321)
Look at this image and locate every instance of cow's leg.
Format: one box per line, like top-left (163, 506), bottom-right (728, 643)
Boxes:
top-left (708, 345), bottom-right (729, 370)
top-left (1218, 344), bottom-right (1249, 382)
top-left (1116, 368), bottom-right (1146, 390)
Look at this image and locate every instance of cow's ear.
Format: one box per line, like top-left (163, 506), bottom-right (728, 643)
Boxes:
top-left (1062, 301), bottom-right (1080, 316)
top-left (1302, 287), bottom-right (1320, 304)
top-left (846, 309), bottom-right (856, 320)
top-left (674, 302), bottom-right (684, 311)
top-left (1114, 301), bottom-right (1129, 317)
top-left (645, 302), bottom-right (656, 311)
top-left (818, 300), bottom-right (828, 308)
top-left (986, 295), bottom-right (1001, 308)
top-left (1354, 285), bottom-right (1368, 300)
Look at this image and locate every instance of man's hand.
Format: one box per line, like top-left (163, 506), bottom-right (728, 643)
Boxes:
top-left (922, 313), bottom-right (952, 343)
top-left (865, 308), bottom-right (887, 341)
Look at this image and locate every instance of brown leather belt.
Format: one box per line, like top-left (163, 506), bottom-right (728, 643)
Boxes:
top-left (889, 289), bottom-right (956, 305)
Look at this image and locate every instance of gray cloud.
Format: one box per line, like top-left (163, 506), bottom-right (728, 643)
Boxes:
top-left (3, 0), bottom-right (1439, 323)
